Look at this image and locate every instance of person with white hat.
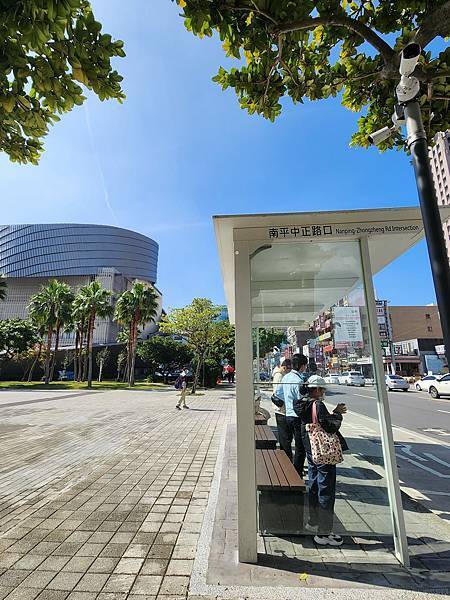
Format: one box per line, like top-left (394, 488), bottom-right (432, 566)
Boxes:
top-left (294, 374), bottom-right (348, 547)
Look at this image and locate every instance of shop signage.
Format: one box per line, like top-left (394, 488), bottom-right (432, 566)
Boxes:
top-left (435, 345), bottom-right (446, 355)
top-left (332, 306), bottom-right (363, 349)
top-left (267, 221), bottom-right (421, 240)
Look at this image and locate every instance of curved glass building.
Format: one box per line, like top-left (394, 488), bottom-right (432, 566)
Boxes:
top-left (0, 224), bottom-right (160, 345)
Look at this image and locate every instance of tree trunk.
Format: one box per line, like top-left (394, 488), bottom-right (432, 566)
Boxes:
top-left (74, 328), bottom-right (79, 381)
top-left (50, 321), bottom-right (60, 383)
top-left (87, 313), bottom-right (95, 388)
top-left (81, 326), bottom-right (88, 382)
top-left (27, 342), bottom-right (42, 382)
top-left (192, 354), bottom-right (203, 394)
top-left (129, 320), bottom-right (138, 387)
top-left (44, 326), bottom-right (53, 385)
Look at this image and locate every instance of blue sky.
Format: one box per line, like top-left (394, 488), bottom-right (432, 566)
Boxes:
top-left (0, 1), bottom-right (441, 309)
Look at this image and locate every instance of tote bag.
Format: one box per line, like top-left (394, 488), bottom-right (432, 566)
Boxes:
top-left (307, 401), bottom-right (343, 465)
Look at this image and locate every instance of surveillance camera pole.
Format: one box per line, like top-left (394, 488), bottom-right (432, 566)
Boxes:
top-left (403, 100), bottom-right (450, 370)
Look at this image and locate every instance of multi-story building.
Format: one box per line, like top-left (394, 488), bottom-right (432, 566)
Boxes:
top-left (388, 305), bottom-right (442, 342)
top-left (0, 223), bottom-right (162, 346)
top-left (429, 130), bottom-right (450, 260)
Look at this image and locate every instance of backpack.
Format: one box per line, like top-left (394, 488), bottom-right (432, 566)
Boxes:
top-left (174, 377), bottom-right (182, 390)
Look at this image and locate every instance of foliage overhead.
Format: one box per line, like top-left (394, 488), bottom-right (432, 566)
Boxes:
top-left (0, 0), bottom-right (125, 164)
top-left (0, 319), bottom-right (39, 361)
top-left (174, 0), bottom-right (450, 150)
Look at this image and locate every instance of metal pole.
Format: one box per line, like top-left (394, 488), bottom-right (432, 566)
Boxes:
top-left (404, 101), bottom-right (450, 370)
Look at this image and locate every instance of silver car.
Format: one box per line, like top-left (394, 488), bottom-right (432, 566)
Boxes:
top-left (386, 374), bottom-right (409, 391)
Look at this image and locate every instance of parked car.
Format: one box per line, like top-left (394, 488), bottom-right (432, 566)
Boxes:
top-left (415, 375), bottom-right (439, 392)
top-left (338, 371), bottom-right (365, 386)
top-left (324, 374), bottom-right (339, 384)
top-left (428, 374), bottom-right (450, 399)
top-left (385, 374), bottom-right (409, 391)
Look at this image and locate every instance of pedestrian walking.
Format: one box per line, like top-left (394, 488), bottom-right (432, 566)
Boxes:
top-left (275, 353), bottom-right (308, 476)
top-left (271, 359), bottom-right (293, 459)
top-left (175, 368), bottom-right (189, 410)
top-left (295, 375), bottom-right (348, 547)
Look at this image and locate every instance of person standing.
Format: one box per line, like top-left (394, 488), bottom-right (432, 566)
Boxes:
top-left (175, 368), bottom-right (189, 410)
top-left (278, 353), bottom-right (308, 476)
top-left (298, 375), bottom-right (348, 546)
top-left (271, 359), bottom-right (293, 459)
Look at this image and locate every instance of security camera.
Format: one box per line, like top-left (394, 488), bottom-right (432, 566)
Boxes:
top-left (399, 43), bottom-right (421, 77)
top-left (368, 126), bottom-right (394, 146)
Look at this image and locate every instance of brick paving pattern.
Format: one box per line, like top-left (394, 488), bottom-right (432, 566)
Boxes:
top-left (1, 387), bottom-right (450, 600)
top-left (0, 389), bottom-right (232, 600)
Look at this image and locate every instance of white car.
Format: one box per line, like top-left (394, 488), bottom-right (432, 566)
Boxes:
top-left (338, 371), bottom-right (365, 386)
top-left (324, 374), bottom-right (339, 384)
top-left (415, 375), bottom-right (440, 391)
top-left (428, 374), bottom-right (450, 399)
top-left (385, 374), bottom-right (409, 391)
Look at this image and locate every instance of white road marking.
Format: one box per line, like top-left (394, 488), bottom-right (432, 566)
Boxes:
top-left (352, 393), bottom-right (376, 399)
top-left (398, 455), bottom-right (450, 478)
top-left (438, 409), bottom-right (450, 414)
top-left (418, 490), bottom-right (450, 496)
top-left (423, 452), bottom-right (450, 469)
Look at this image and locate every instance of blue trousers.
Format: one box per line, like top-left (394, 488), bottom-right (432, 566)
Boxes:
top-left (307, 452), bottom-right (337, 534)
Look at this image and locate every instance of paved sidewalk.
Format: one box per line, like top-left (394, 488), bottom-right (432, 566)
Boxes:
top-left (0, 387), bottom-right (450, 600)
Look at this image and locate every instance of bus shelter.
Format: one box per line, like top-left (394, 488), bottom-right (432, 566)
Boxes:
top-left (214, 206), bottom-right (450, 568)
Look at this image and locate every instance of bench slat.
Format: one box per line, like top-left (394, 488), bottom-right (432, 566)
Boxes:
top-left (261, 449), bottom-right (281, 487)
top-left (255, 449), bottom-right (272, 490)
top-left (273, 450), bottom-right (306, 491)
top-left (255, 449), bottom-right (306, 492)
top-left (255, 425), bottom-right (277, 449)
top-left (268, 449), bottom-right (289, 488)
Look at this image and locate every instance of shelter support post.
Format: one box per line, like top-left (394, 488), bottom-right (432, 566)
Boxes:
top-left (234, 241), bottom-right (258, 563)
top-left (359, 237), bottom-right (410, 567)
top-left (256, 328), bottom-right (260, 382)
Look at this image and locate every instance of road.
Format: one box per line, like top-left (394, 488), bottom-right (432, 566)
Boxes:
top-left (327, 383), bottom-right (450, 521)
top-left (327, 384), bottom-right (450, 443)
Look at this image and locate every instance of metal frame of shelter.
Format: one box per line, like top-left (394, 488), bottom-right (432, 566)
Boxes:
top-left (214, 206), bottom-right (450, 568)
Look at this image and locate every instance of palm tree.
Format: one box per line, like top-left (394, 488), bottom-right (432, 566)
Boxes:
top-left (0, 275), bottom-right (6, 301)
top-left (71, 296), bottom-right (90, 382)
top-left (115, 282), bottom-right (159, 386)
top-left (76, 281), bottom-right (113, 388)
top-left (28, 280), bottom-right (74, 384)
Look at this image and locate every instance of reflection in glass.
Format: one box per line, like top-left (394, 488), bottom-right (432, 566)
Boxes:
top-left (251, 240), bottom-right (393, 539)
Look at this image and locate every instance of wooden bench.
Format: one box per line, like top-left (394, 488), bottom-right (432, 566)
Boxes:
top-left (255, 425), bottom-right (277, 449)
top-left (256, 449), bottom-right (306, 492)
top-left (255, 414), bottom-right (268, 425)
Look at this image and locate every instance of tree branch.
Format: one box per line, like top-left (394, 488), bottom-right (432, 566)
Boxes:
top-left (276, 15), bottom-right (396, 66)
top-left (414, 0), bottom-right (450, 48)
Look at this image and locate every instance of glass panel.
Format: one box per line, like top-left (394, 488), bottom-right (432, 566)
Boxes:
top-left (251, 239), bottom-right (393, 539)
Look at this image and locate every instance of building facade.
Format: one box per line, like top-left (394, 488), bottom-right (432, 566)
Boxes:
top-left (429, 130), bottom-right (450, 260)
top-left (389, 305), bottom-right (442, 342)
top-left (0, 224), bottom-right (161, 346)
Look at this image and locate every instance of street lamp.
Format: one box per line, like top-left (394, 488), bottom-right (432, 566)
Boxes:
top-left (369, 43), bottom-right (450, 372)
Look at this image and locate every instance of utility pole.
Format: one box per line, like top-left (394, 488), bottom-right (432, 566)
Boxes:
top-left (369, 43), bottom-right (450, 371)
top-left (404, 102), bottom-right (450, 371)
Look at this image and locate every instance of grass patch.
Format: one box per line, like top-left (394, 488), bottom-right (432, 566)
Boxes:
top-left (0, 380), bottom-right (169, 391)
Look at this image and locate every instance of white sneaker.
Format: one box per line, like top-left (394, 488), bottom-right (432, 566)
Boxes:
top-left (314, 534), bottom-right (343, 547)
